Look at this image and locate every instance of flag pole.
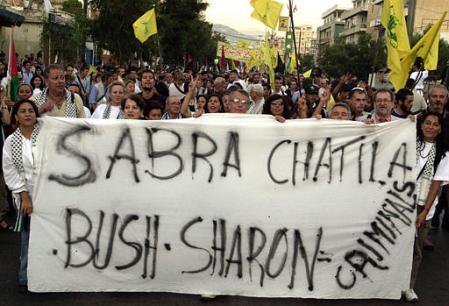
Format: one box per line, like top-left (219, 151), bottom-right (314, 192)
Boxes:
top-left (288, 0), bottom-right (300, 81)
top-left (153, 2), bottom-right (163, 68)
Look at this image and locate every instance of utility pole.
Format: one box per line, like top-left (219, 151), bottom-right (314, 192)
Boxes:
top-left (288, 0), bottom-right (300, 81)
top-left (406, 0), bottom-right (416, 38)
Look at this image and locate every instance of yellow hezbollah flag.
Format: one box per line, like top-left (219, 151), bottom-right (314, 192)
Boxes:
top-left (133, 8), bottom-right (158, 43)
top-left (289, 49), bottom-right (300, 72)
top-left (390, 12), bottom-right (446, 89)
top-left (262, 40), bottom-right (275, 87)
top-left (381, 0), bottom-right (410, 90)
top-left (250, 0), bottom-right (283, 30)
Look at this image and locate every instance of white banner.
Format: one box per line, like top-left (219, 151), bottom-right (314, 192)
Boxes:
top-left (29, 115), bottom-right (416, 299)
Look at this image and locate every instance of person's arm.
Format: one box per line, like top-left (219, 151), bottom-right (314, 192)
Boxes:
top-left (1, 98), bottom-right (10, 125)
top-left (312, 88), bottom-right (330, 118)
top-left (332, 73), bottom-right (351, 102)
top-left (417, 180), bottom-right (442, 228)
top-left (296, 93), bottom-right (308, 119)
top-left (180, 76), bottom-right (199, 118)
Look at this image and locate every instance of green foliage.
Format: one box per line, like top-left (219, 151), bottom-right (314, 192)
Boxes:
top-left (90, 0), bottom-right (157, 63)
top-left (90, 0), bottom-right (218, 66)
top-left (318, 32), bottom-right (386, 80)
top-left (40, 0), bottom-right (90, 64)
top-left (158, 0), bottom-right (217, 66)
top-left (299, 54), bottom-right (314, 71)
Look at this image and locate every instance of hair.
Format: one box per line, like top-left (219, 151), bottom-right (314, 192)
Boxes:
top-left (349, 88), bottom-right (367, 100)
top-left (229, 89), bottom-right (249, 101)
top-left (262, 94), bottom-right (290, 118)
top-left (429, 84), bottom-right (449, 97)
top-left (247, 83), bottom-right (264, 97)
top-left (395, 88), bottom-right (413, 103)
top-left (30, 75), bottom-right (45, 90)
top-left (124, 78), bottom-right (135, 88)
top-left (329, 102), bottom-right (352, 118)
top-left (205, 94), bottom-right (223, 113)
top-left (139, 69), bottom-right (154, 81)
top-left (373, 89), bottom-right (394, 102)
top-left (18, 82), bottom-right (33, 93)
top-left (10, 99), bottom-right (39, 127)
top-left (214, 77), bottom-right (226, 86)
top-left (107, 80), bottom-right (125, 102)
top-left (44, 64), bottom-right (64, 79)
top-left (121, 93), bottom-right (144, 111)
top-left (143, 100), bottom-right (164, 118)
top-left (417, 111), bottom-right (448, 171)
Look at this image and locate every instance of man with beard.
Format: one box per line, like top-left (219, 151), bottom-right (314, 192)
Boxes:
top-left (427, 84), bottom-right (448, 115)
top-left (391, 88), bottom-right (414, 119)
top-left (139, 69), bottom-right (166, 107)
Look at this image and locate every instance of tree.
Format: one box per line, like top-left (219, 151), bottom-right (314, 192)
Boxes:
top-left (40, 0), bottom-right (90, 64)
top-left (158, 0), bottom-right (217, 67)
top-left (318, 33), bottom-right (386, 80)
top-left (90, 0), bottom-right (158, 64)
top-left (90, 0), bottom-right (218, 67)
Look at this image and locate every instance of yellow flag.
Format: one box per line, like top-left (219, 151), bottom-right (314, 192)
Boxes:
top-left (390, 12), bottom-right (446, 89)
top-left (88, 65), bottom-right (97, 75)
top-left (237, 40), bottom-right (250, 49)
top-left (381, 0), bottom-right (410, 90)
top-left (262, 40), bottom-right (275, 87)
top-left (303, 69), bottom-right (312, 78)
top-left (289, 49), bottom-right (300, 72)
top-left (250, 0), bottom-right (283, 30)
top-left (247, 50), bottom-right (258, 69)
top-left (133, 8), bottom-right (158, 43)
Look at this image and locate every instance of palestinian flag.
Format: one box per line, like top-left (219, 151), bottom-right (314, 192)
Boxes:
top-left (8, 28), bottom-right (19, 102)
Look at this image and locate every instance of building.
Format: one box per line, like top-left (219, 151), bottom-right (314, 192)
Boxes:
top-left (367, 0), bottom-right (449, 42)
top-left (294, 25), bottom-right (315, 55)
top-left (0, 0), bottom-right (67, 61)
top-left (340, 0), bottom-right (370, 43)
top-left (316, 5), bottom-right (348, 58)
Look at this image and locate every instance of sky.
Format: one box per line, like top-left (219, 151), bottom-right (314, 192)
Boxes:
top-left (205, 0), bottom-right (353, 36)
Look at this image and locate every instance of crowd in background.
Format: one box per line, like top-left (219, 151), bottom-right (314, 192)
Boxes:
top-left (0, 56), bottom-right (448, 301)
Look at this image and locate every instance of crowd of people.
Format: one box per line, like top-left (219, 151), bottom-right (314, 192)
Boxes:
top-left (0, 58), bottom-right (448, 301)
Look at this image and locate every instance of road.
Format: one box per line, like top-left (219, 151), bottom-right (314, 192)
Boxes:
top-left (0, 222), bottom-right (448, 306)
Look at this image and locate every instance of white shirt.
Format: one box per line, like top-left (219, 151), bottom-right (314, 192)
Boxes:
top-left (416, 142), bottom-right (449, 220)
top-left (91, 104), bottom-right (121, 119)
top-left (2, 134), bottom-right (35, 195)
top-left (410, 71), bottom-right (428, 91)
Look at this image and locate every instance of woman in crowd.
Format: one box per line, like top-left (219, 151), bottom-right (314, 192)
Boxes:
top-left (143, 101), bottom-right (163, 120)
top-left (205, 94), bottom-right (223, 113)
top-left (30, 75), bottom-right (45, 96)
top-left (404, 111), bottom-right (449, 302)
top-left (17, 83), bottom-right (33, 101)
top-left (262, 94), bottom-right (290, 122)
top-left (2, 99), bottom-right (40, 292)
top-left (124, 79), bottom-right (135, 94)
top-left (121, 94), bottom-right (144, 119)
top-left (91, 80), bottom-right (124, 119)
top-left (34, 66), bottom-right (43, 78)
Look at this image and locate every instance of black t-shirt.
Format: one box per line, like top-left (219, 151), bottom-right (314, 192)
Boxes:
top-left (139, 92), bottom-right (166, 107)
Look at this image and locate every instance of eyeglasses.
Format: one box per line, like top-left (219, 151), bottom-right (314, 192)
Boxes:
top-left (231, 98), bottom-right (248, 105)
